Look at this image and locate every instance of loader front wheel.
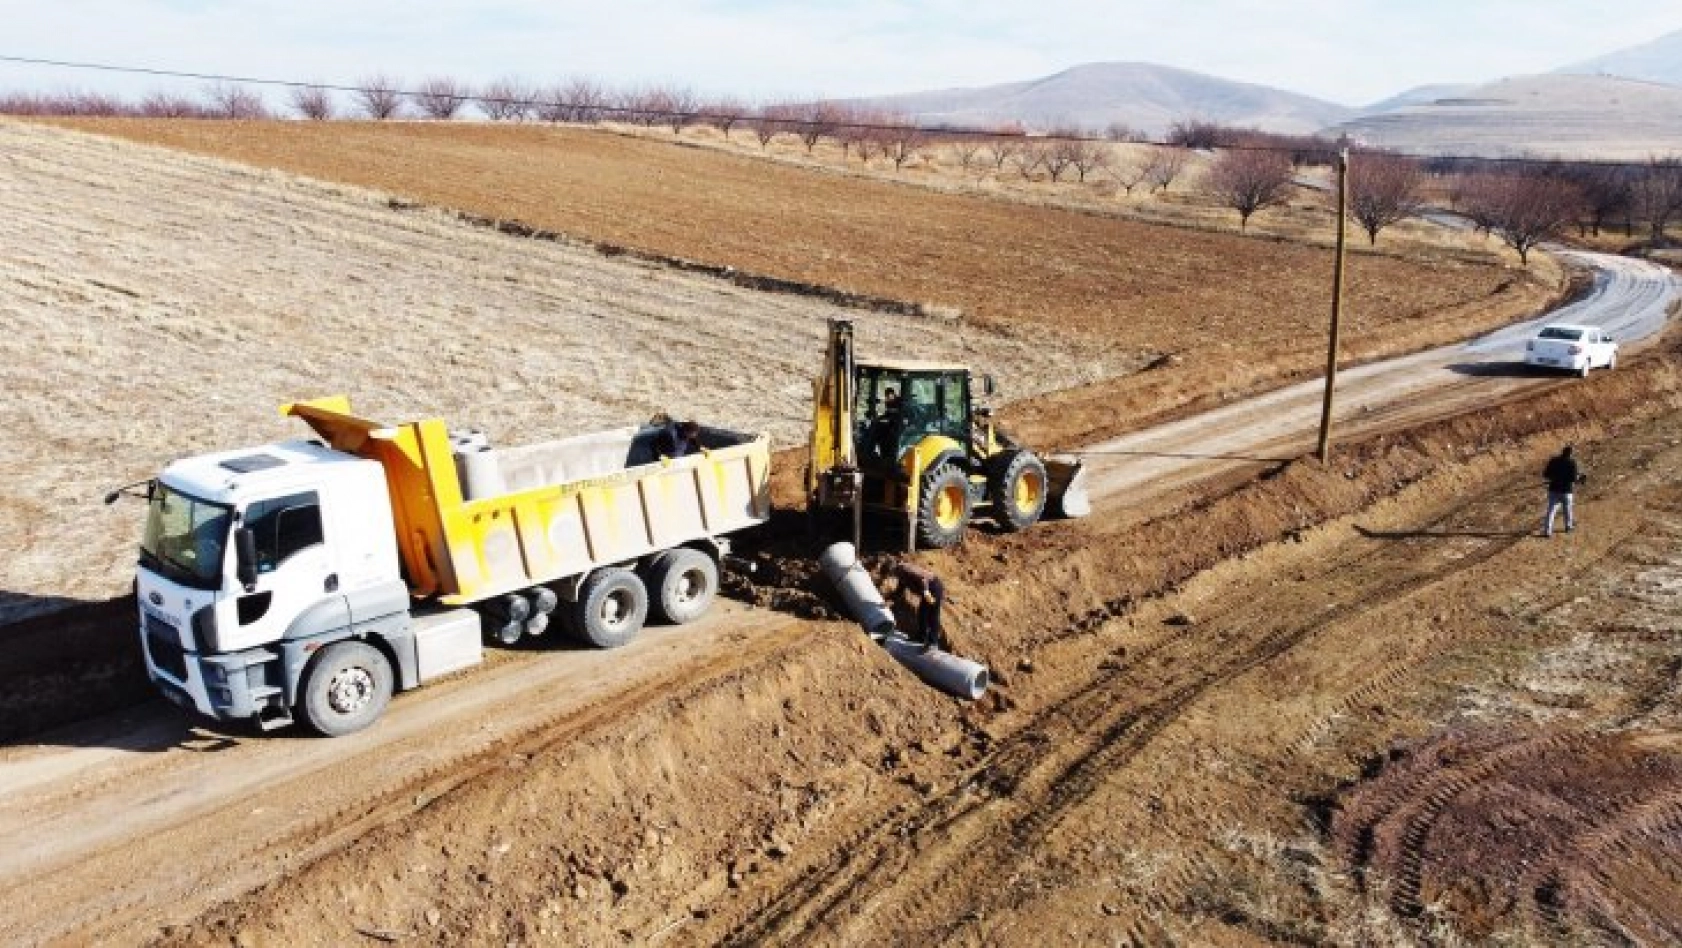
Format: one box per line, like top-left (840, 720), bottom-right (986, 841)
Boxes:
top-left (990, 450), bottom-right (1048, 532)
top-left (571, 568), bottom-right (648, 649)
top-left (917, 464), bottom-right (971, 549)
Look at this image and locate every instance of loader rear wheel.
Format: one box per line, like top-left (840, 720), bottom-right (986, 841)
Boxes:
top-left (647, 548), bottom-right (718, 625)
top-left (570, 567), bottom-right (648, 649)
top-left (298, 641), bottom-right (392, 737)
top-left (989, 450), bottom-right (1048, 532)
top-left (917, 464), bottom-right (971, 549)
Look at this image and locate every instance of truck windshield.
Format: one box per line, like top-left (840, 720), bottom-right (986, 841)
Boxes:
top-left (140, 483), bottom-right (232, 590)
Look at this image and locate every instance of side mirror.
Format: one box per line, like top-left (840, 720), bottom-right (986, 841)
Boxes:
top-left (982, 374), bottom-right (996, 397)
top-left (235, 527), bottom-right (258, 591)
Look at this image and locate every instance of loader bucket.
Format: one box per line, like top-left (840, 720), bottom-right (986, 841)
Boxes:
top-left (1044, 454), bottom-right (1091, 519)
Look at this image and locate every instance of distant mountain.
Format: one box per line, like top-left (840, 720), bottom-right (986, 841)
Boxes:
top-left (1557, 27), bottom-right (1682, 86)
top-left (1329, 74), bottom-right (1682, 159)
top-left (1356, 84), bottom-right (1476, 115)
top-left (839, 62), bottom-right (1354, 137)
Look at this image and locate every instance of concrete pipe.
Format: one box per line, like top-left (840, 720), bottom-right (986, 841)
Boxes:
top-left (882, 637), bottom-right (990, 701)
top-left (816, 542), bottom-right (895, 638)
top-left (818, 542), bottom-right (989, 701)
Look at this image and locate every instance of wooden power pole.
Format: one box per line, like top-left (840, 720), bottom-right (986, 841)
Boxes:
top-left (1317, 148), bottom-right (1350, 463)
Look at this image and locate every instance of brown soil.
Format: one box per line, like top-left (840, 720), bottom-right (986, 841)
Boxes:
top-left (109, 331), bottom-right (1677, 948)
top-left (2, 120), bottom-right (1675, 947)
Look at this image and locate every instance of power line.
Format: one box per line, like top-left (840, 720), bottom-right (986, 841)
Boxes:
top-left (1, 52), bottom-right (1677, 169)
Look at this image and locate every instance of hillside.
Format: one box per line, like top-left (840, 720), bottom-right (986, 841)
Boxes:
top-left (839, 61), bottom-right (1353, 135)
top-left (1559, 26), bottom-right (1682, 86)
top-left (1330, 73), bottom-right (1682, 159)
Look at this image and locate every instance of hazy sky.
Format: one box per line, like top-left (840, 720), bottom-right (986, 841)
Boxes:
top-left (2, 1), bottom-right (1679, 106)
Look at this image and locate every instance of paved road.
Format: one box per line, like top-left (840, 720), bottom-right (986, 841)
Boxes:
top-left (1081, 250), bottom-right (1680, 504)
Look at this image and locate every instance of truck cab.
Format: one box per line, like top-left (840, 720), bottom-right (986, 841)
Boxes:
top-left (138, 439), bottom-right (418, 732)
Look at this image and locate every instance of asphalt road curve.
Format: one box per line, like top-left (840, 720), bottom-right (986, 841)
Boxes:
top-left (1079, 251), bottom-right (1681, 504)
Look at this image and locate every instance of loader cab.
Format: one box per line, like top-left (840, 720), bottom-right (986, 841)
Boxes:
top-left (855, 361), bottom-right (973, 471)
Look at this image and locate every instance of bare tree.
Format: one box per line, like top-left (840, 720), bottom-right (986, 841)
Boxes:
top-left (1063, 137), bottom-right (1111, 182)
top-left (1106, 148), bottom-right (1154, 195)
top-left (793, 102), bottom-right (838, 153)
top-left (478, 78), bottom-right (532, 121)
top-left (1629, 158), bottom-right (1682, 243)
top-left (1560, 163), bottom-right (1631, 237)
top-left (533, 85), bottom-right (570, 123)
top-left (1205, 146), bottom-right (1295, 230)
top-left (1145, 145), bottom-right (1189, 193)
top-left (412, 76), bottom-right (469, 120)
top-left (881, 117), bottom-right (925, 170)
top-left (1459, 172), bottom-right (1584, 264)
top-left (1348, 151), bottom-right (1426, 244)
top-left (698, 97), bottom-right (748, 137)
top-left (950, 136), bottom-right (987, 175)
top-left (141, 91), bottom-right (209, 118)
top-left (1008, 142), bottom-right (1048, 179)
top-left (984, 137), bottom-right (1023, 172)
top-left (560, 77), bottom-right (607, 123)
top-left (290, 84), bottom-right (333, 120)
top-left (354, 74), bottom-right (405, 120)
top-left (203, 82), bottom-right (267, 119)
top-left (752, 103), bottom-right (797, 148)
top-left (648, 86), bottom-right (698, 133)
top-left (1103, 121), bottom-right (1138, 143)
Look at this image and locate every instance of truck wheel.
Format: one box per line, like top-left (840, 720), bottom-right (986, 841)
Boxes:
top-left (989, 450), bottom-right (1048, 532)
top-left (571, 568), bottom-right (648, 649)
top-left (648, 548), bottom-right (718, 625)
top-left (298, 640), bottom-right (392, 737)
top-left (917, 464), bottom-right (971, 549)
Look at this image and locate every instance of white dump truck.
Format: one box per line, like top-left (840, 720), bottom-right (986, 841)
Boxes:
top-left (130, 396), bottom-right (771, 736)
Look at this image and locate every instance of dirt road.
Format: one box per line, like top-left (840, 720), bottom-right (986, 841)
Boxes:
top-left (0, 247), bottom-right (1671, 944)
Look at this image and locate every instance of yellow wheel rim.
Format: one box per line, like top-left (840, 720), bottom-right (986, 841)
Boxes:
top-left (1014, 470), bottom-right (1044, 513)
top-left (935, 481), bottom-right (966, 529)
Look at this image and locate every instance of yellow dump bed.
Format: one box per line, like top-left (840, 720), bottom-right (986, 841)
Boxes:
top-left (283, 397), bottom-right (771, 605)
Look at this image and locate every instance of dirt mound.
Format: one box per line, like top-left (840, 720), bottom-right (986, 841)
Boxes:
top-left (1332, 728), bottom-right (1682, 943)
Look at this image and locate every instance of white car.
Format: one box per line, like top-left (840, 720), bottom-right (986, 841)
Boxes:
top-left (1524, 324), bottom-right (1618, 377)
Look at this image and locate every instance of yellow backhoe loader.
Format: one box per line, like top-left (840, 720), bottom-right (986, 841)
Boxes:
top-left (808, 319), bottom-right (1089, 551)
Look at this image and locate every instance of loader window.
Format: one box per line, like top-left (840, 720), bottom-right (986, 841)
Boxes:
top-left (242, 492), bottom-right (324, 573)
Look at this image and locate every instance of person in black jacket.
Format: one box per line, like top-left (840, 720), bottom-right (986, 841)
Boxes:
top-left (653, 420), bottom-right (701, 459)
top-left (1541, 445), bottom-right (1585, 537)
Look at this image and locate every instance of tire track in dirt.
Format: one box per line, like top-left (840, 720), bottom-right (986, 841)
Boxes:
top-left (720, 506), bottom-right (1532, 945)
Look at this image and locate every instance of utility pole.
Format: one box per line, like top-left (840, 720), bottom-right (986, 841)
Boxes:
top-left (1317, 148), bottom-right (1349, 463)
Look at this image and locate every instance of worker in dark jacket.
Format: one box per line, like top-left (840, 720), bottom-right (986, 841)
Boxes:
top-left (1541, 444), bottom-right (1585, 537)
top-left (894, 561), bottom-right (947, 651)
top-left (654, 420), bottom-right (701, 459)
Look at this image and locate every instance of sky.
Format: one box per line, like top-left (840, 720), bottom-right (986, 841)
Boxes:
top-left (1, 1), bottom-right (1679, 107)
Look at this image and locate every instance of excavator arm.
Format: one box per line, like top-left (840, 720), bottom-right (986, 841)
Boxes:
top-left (809, 320), bottom-right (865, 546)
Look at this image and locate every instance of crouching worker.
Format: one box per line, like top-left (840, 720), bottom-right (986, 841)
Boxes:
top-left (893, 561), bottom-right (947, 652)
top-left (654, 419), bottom-right (702, 459)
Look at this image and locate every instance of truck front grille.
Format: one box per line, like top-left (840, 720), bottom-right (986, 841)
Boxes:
top-left (144, 613), bottom-right (189, 681)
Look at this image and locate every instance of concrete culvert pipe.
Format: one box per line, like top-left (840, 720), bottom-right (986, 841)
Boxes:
top-left (816, 542), bottom-right (895, 638)
top-left (882, 637), bottom-right (990, 700)
top-left (818, 542), bottom-right (989, 700)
